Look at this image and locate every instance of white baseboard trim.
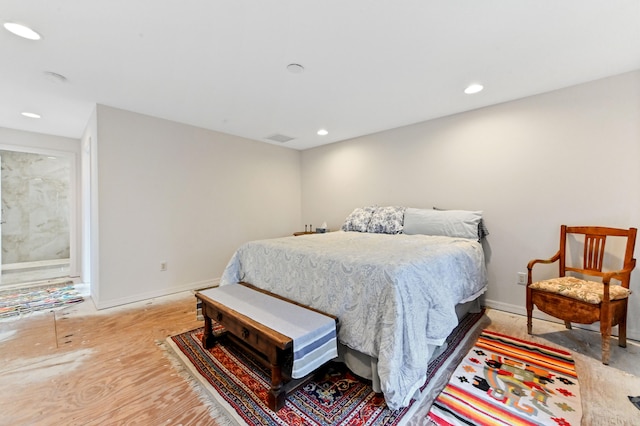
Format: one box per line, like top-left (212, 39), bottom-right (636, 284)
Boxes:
top-left (89, 290), bottom-right (639, 340)
top-left (483, 298), bottom-right (639, 341)
top-left (94, 278), bottom-right (221, 310)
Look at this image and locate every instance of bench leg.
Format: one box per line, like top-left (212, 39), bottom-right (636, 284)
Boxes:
top-left (268, 362), bottom-right (286, 411)
top-left (202, 314), bottom-right (216, 349)
top-left (267, 347), bottom-right (288, 411)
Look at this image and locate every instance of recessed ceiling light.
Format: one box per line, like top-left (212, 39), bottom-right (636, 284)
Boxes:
top-left (3, 22), bottom-right (41, 40)
top-left (464, 83), bottom-right (484, 94)
top-left (21, 112), bottom-right (41, 119)
top-left (286, 63), bottom-right (305, 74)
top-left (317, 129), bottom-right (328, 136)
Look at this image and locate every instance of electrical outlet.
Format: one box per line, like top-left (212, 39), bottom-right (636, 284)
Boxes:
top-left (160, 261), bottom-right (167, 271)
top-left (517, 272), bottom-right (527, 285)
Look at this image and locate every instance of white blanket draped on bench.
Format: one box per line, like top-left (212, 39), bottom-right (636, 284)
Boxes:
top-left (199, 285), bottom-right (338, 378)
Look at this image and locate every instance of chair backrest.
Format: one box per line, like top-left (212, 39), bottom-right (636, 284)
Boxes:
top-left (559, 225), bottom-right (637, 288)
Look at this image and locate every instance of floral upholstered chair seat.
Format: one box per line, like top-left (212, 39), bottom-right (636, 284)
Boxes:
top-left (529, 276), bottom-right (630, 304)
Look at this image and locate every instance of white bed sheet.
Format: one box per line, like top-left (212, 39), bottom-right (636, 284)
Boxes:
top-left (220, 231), bottom-right (487, 409)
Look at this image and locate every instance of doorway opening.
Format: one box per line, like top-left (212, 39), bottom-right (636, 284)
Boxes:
top-left (0, 149), bottom-right (73, 289)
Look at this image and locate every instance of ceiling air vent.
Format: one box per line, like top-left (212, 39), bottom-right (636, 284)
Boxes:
top-left (265, 133), bottom-right (295, 143)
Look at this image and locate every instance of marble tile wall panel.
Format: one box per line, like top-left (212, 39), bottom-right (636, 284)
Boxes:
top-left (1, 150), bottom-right (70, 264)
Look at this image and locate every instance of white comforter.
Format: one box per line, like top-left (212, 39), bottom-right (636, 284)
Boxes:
top-left (220, 231), bottom-right (487, 409)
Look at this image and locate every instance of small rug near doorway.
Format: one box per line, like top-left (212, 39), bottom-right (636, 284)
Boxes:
top-left (0, 282), bottom-right (83, 319)
top-left (164, 310), bottom-right (485, 426)
top-left (427, 330), bottom-right (582, 426)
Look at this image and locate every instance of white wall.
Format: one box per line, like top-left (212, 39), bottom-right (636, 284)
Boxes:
top-left (301, 71), bottom-right (640, 338)
top-left (0, 127), bottom-right (79, 153)
top-left (92, 105), bottom-right (301, 308)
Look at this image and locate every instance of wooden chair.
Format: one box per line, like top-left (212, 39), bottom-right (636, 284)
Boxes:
top-left (526, 225), bottom-right (637, 364)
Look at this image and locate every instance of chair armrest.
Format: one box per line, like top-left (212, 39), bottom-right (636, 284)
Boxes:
top-left (527, 251), bottom-right (560, 270)
top-left (602, 258), bottom-right (637, 285)
top-left (599, 258), bottom-right (636, 303)
top-left (527, 251), bottom-right (560, 285)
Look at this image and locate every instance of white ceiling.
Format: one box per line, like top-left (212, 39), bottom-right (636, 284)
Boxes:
top-left (2, 1), bottom-right (639, 150)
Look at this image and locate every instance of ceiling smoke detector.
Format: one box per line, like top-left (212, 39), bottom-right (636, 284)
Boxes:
top-left (44, 71), bottom-right (68, 83)
top-left (286, 63), bottom-right (305, 74)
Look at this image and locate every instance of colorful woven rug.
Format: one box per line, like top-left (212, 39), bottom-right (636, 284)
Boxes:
top-left (427, 330), bottom-right (582, 426)
top-left (0, 283), bottom-right (83, 318)
top-left (165, 310), bottom-right (485, 426)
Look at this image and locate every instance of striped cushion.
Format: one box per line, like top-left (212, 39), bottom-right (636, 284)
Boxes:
top-left (530, 276), bottom-right (630, 304)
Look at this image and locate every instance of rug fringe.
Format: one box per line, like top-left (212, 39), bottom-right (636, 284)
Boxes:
top-left (421, 313), bottom-right (493, 426)
top-left (162, 311), bottom-right (490, 426)
top-left (405, 312), bottom-right (490, 425)
top-left (156, 339), bottom-right (236, 426)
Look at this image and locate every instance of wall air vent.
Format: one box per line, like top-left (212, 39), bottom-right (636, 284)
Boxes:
top-left (265, 134), bottom-right (295, 143)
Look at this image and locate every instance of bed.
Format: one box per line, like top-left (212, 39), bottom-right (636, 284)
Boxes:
top-left (219, 206), bottom-right (488, 410)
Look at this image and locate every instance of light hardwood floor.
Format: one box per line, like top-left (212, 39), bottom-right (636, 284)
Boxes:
top-left (1, 291), bottom-right (639, 425)
top-left (0, 292), bottom-right (213, 425)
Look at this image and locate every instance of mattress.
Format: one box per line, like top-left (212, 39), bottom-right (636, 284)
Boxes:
top-left (220, 230), bottom-right (487, 409)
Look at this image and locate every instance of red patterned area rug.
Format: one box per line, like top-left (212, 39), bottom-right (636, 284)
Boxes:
top-left (427, 330), bottom-right (582, 426)
top-left (164, 310), bottom-right (485, 426)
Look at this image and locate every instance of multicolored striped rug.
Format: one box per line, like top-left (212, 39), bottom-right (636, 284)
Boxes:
top-left (427, 330), bottom-right (581, 425)
top-left (0, 282), bottom-right (83, 318)
top-left (165, 310), bottom-right (486, 425)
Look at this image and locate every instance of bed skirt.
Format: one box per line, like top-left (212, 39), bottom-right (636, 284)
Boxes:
top-left (197, 293), bottom-right (481, 395)
top-left (336, 297), bottom-right (481, 394)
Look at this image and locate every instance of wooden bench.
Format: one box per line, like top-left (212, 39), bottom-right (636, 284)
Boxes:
top-left (195, 282), bottom-right (338, 411)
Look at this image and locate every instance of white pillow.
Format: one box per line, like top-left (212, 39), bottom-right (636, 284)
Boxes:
top-left (403, 208), bottom-right (482, 240)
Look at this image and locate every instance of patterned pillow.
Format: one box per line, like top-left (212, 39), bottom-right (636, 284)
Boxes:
top-left (366, 206), bottom-right (406, 234)
top-left (341, 206), bottom-right (376, 232)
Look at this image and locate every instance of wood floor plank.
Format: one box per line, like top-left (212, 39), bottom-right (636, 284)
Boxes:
top-left (0, 292), bottom-right (216, 425)
top-left (0, 311), bottom-right (58, 360)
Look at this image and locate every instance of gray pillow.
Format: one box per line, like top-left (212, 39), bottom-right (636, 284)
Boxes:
top-left (403, 208), bottom-right (482, 240)
top-left (433, 206), bottom-right (489, 240)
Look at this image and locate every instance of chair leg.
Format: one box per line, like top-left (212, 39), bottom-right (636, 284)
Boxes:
top-left (601, 324), bottom-right (611, 365)
top-left (526, 288), bottom-right (533, 334)
top-left (619, 320), bottom-right (627, 348)
top-left (564, 320), bottom-right (572, 330)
